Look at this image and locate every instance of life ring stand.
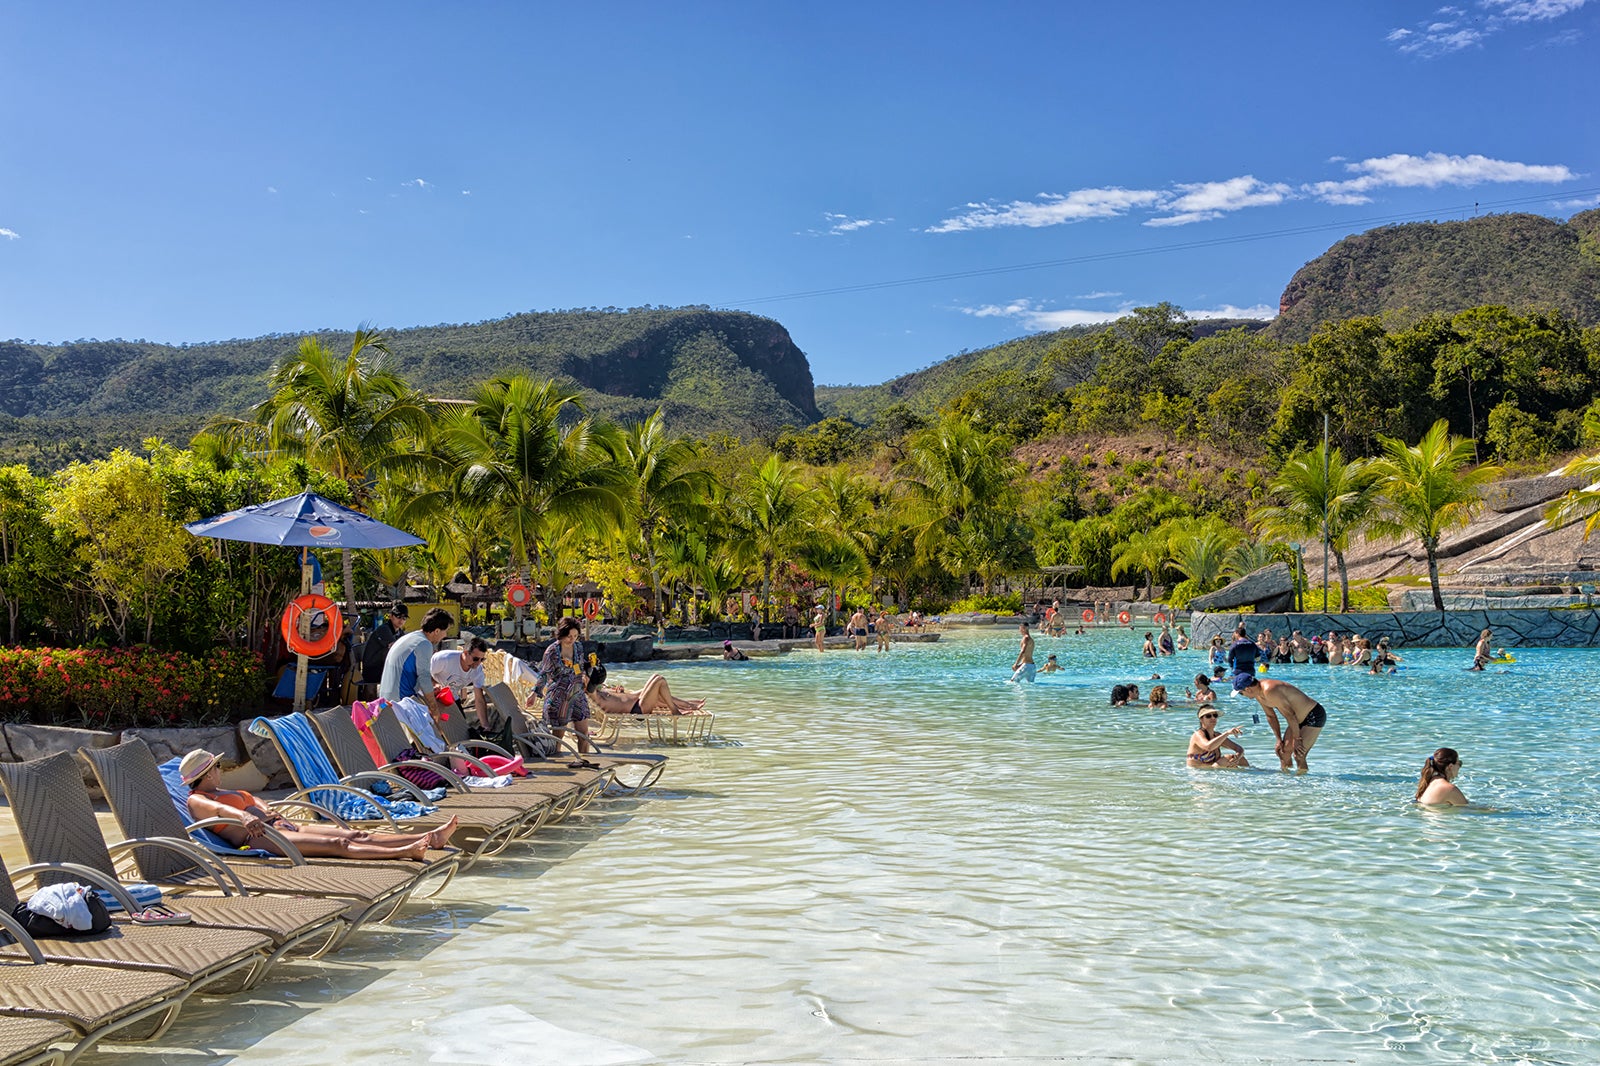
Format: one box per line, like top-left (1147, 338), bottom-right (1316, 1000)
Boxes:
top-left (583, 598), bottom-right (601, 620)
top-left (506, 583), bottom-right (532, 608)
top-left (282, 593), bottom-right (343, 658)
top-left (1081, 608), bottom-right (1095, 624)
top-left (1117, 610), bottom-right (1131, 626)
top-left (1153, 612), bottom-right (1168, 624)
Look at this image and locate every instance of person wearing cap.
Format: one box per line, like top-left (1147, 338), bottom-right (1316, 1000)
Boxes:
top-left (1232, 673), bottom-right (1327, 773)
top-left (360, 604), bottom-right (409, 694)
top-left (1187, 706), bottom-right (1248, 768)
top-left (721, 640), bottom-right (748, 661)
top-left (179, 750), bottom-right (458, 860)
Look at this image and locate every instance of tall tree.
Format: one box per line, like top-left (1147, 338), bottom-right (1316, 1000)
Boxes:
top-left (419, 375), bottom-right (626, 626)
top-left (203, 329), bottom-right (432, 615)
top-left (1251, 444), bottom-right (1380, 611)
top-left (897, 416), bottom-right (1021, 592)
top-left (614, 411), bottom-right (714, 626)
top-left (1369, 420), bottom-right (1500, 611)
top-left (728, 454), bottom-right (815, 623)
top-left (1110, 529), bottom-right (1170, 602)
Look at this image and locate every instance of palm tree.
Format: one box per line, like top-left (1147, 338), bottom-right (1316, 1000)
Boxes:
top-left (1251, 444), bottom-right (1380, 612)
top-left (614, 411), bottom-right (714, 626)
top-left (1222, 539), bottom-right (1279, 581)
top-left (1546, 452), bottom-right (1600, 540)
top-left (897, 416), bottom-right (1020, 592)
top-left (1110, 529), bottom-right (1170, 602)
top-left (795, 536), bottom-right (870, 613)
top-left (419, 375), bottom-right (627, 626)
top-left (1164, 517), bottom-right (1240, 594)
top-left (1369, 419), bottom-right (1500, 611)
top-left (203, 328), bottom-right (432, 615)
top-left (728, 454), bottom-right (816, 624)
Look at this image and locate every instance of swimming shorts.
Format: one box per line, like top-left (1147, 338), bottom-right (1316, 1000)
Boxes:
top-left (852, 628), bottom-right (867, 637)
top-left (1301, 703), bottom-right (1328, 729)
top-left (1012, 663), bottom-right (1037, 683)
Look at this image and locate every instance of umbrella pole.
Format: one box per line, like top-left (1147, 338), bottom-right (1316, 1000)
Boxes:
top-left (293, 548), bottom-right (312, 713)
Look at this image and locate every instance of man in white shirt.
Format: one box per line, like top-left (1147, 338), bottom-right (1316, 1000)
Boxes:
top-left (379, 607), bottom-right (453, 728)
top-left (431, 636), bottom-right (491, 730)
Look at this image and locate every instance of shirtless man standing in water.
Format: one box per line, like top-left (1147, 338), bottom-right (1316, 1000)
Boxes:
top-left (1010, 622), bottom-right (1037, 683)
top-left (1233, 673), bottom-right (1328, 773)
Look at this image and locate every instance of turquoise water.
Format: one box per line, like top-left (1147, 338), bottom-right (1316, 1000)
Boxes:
top-left (113, 628), bottom-right (1600, 1065)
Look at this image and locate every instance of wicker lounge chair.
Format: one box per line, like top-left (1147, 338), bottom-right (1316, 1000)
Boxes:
top-left (249, 712), bottom-right (534, 866)
top-left (483, 683), bottom-right (668, 790)
top-left (0, 1018), bottom-right (69, 1066)
top-left (0, 813), bottom-right (272, 998)
top-left (79, 740), bottom-right (437, 949)
top-left (370, 702), bottom-right (610, 819)
top-left (309, 707), bottom-right (570, 830)
top-left (0, 910), bottom-right (191, 1065)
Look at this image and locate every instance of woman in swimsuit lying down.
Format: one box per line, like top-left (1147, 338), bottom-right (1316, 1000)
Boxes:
top-left (584, 666), bottom-right (709, 716)
top-left (181, 749), bottom-right (458, 860)
top-left (1186, 708), bottom-right (1249, 769)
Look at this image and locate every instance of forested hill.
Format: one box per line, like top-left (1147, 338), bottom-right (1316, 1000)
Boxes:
top-left (1272, 209), bottom-right (1600, 341)
top-left (816, 317), bottom-right (1264, 425)
top-left (0, 307), bottom-right (820, 467)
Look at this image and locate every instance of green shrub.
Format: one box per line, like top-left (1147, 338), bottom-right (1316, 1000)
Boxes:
top-left (947, 593), bottom-right (1024, 614)
top-left (0, 645), bottom-right (263, 729)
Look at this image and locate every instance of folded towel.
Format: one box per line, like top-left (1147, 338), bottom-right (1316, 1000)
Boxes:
top-left (94, 883), bottom-right (163, 913)
top-left (248, 714), bottom-right (437, 822)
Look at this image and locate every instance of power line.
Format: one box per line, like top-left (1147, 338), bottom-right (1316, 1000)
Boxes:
top-left (726, 187), bottom-right (1600, 306)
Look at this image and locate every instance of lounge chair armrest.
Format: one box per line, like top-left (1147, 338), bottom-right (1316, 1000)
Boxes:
top-left (377, 759), bottom-right (471, 791)
top-left (11, 862), bottom-right (141, 913)
top-left (455, 737), bottom-right (514, 760)
top-left (339, 769), bottom-right (440, 801)
top-left (433, 750), bottom-right (498, 777)
top-left (0, 909), bottom-right (46, 963)
top-left (106, 835), bottom-right (245, 895)
top-left (184, 817), bottom-right (309, 867)
top-left (266, 798), bottom-right (355, 829)
top-left (281, 784), bottom-right (402, 829)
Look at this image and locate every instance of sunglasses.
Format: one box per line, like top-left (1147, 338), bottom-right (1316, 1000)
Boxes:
top-left (1200, 713), bottom-right (1219, 720)
top-left (466, 654), bottom-right (484, 664)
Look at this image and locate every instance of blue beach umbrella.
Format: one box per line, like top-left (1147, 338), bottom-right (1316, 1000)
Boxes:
top-left (184, 490), bottom-right (425, 551)
top-left (186, 491), bottom-right (426, 710)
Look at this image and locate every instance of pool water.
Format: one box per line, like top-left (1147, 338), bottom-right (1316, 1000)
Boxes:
top-left (114, 628), bottom-right (1600, 1065)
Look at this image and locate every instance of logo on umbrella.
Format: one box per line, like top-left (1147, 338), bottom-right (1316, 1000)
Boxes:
top-left (308, 525), bottom-right (341, 542)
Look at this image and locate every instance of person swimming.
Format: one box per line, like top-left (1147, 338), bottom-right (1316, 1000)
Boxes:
top-left (1040, 654), bottom-right (1063, 673)
top-left (1415, 747), bottom-right (1468, 805)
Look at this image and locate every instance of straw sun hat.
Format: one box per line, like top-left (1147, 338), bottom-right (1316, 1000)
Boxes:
top-left (178, 749), bottom-right (222, 785)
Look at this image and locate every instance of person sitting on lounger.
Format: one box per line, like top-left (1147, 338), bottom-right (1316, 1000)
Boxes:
top-left (584, 665), bottom-right (709, 716)
top-left (180, 749), bottom-right (457, 860)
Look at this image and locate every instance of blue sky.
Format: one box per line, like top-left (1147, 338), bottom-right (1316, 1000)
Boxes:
top-left (2, 2), bottom-right (1597, 387)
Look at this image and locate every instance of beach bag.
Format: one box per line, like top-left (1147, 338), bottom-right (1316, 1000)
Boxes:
top-left (392, 746), bottom-right (448, 790)
top-left (468, 716), bottom-right (518, 754)
top-left (14, 885), bottom-right (112, 938)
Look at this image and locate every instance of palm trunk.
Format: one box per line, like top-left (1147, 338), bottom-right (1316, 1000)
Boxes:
top-left (1333, 547), bottom-right (1351, 612)
top-left (1427, 542), bottom-right (1444, 611)
top-left (644, 532), bottom-right (663, 626)
top-left (762, 555), bottom-right (774, 625)
top-left (341, 548), bottom-right (356, 624)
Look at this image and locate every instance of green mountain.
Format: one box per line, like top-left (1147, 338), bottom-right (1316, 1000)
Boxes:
top-left (816, 317), bottom-right (1264, 425)
top-left (1272, 208), bottom-right (1600, 341)
top-left (0, 307), bottom-right (820, 469)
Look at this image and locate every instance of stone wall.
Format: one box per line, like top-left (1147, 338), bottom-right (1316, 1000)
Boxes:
top-left (1191, 607), bottom-right (1600, 648)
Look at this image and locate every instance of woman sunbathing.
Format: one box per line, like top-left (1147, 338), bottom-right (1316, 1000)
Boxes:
top-left (180, 749), bottom-right (457, 861)
top-left (584, 666), bottom-right (709, 715)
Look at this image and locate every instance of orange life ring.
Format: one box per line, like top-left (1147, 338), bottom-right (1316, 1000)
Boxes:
top-left (506, 583), bottom-right (531, 607)
top-left (1117, 610), bottom-right (1131, 625)
top-left (281, 593), bottom-right (343, 658)
top-left (1153, 612), bottom-right (1167, 624)
top-left (744, 591), bottom-right (759, 613)
top-left (1081, 608), bottom-right (1095, 623)
top-left (583, 598), bottom-right (601, 620)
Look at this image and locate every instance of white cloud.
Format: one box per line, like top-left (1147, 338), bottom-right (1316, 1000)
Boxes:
top-left (1388, 0), bottom-right (1588, 54)
top-left (461, 189), bottom-right (472, 196)
top-left (266, 185), bottom-right (278, 194)
top-left (1144, 176), bottom-right (1294, 227)
top-left (1554, 194), bottom-right (1600, 208)
top-left (929, 187), bottom-right (1165, 233)
top-left (0, 228), bottom-right (18, 240)
top-left (960, 298), bottom-right (1275, 332)
top-left (1307, 152), bottom-right (1575, 203)
top-left (1543, 26), bottom-right (1583, 43)
top-left (1076, 290), bottom-right (1123, 299)
top-left (809, 211), bottom-right (892, 236)
top-left (403, 178), bottom-right (431, 189)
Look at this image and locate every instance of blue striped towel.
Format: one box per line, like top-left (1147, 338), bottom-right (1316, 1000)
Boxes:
top-left (247, 713), bottom-right (437, 822)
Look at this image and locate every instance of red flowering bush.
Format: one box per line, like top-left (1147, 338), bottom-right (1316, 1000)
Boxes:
top-left (0, 646), bottom-right (263, 729)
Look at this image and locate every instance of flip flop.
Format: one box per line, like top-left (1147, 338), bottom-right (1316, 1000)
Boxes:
top-left (567, 759), bottom-right (601, 770)
top-left (130, 907), bottom-right (192, 925)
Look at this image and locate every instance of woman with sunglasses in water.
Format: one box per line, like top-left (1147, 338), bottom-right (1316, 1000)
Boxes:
top-left (1415, 747), bottom-right (1469, 806)
top-left (1186, 707), bottom-right (1249, 768)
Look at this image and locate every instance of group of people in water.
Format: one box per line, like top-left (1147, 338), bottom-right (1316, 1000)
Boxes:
top-left (1022, 613), bottom-right (1477, 804)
